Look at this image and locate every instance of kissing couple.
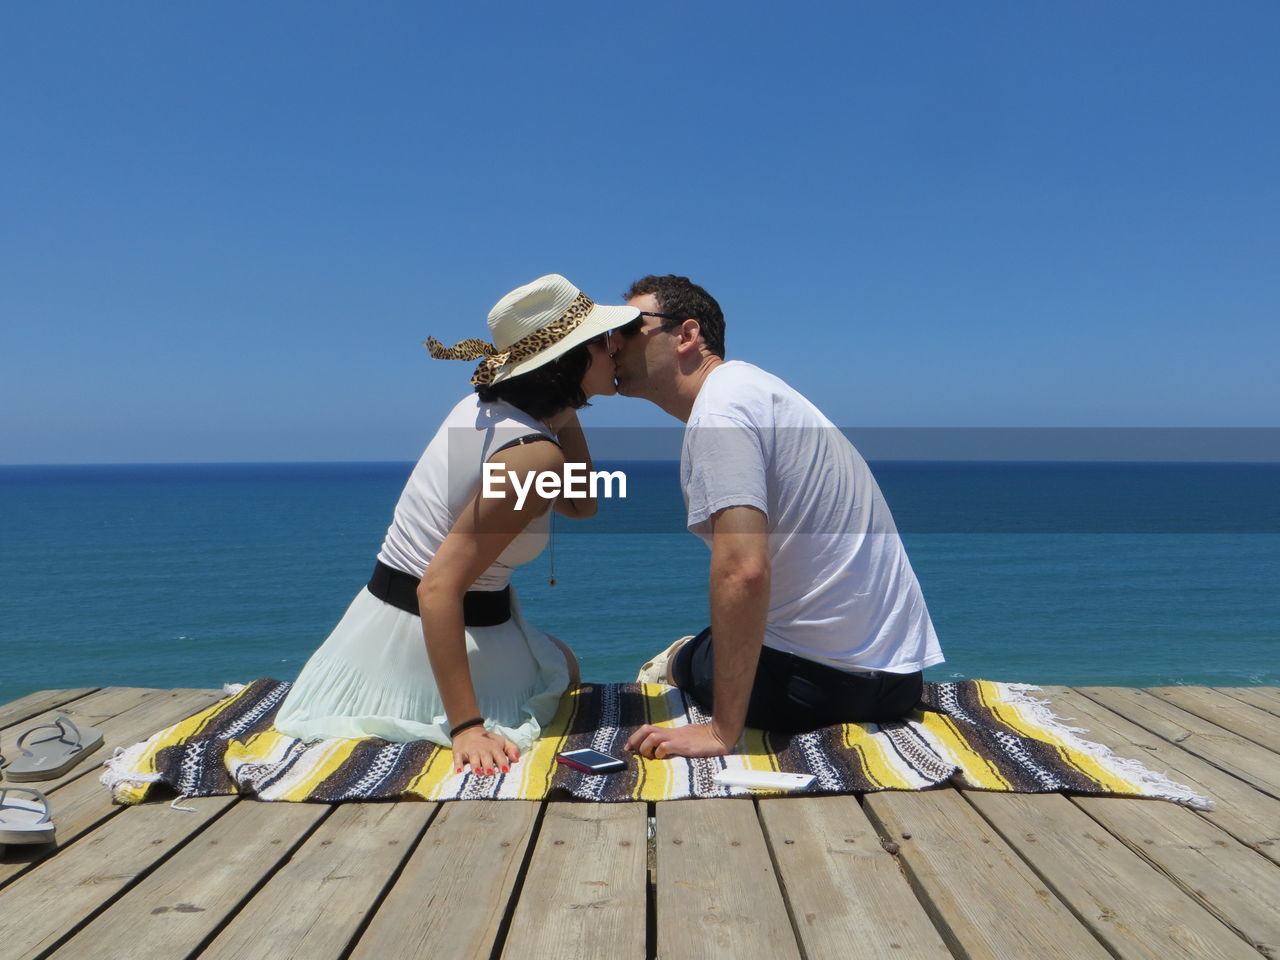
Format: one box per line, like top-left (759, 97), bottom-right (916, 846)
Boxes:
top-left (274, 273), bottom-right (943, 774)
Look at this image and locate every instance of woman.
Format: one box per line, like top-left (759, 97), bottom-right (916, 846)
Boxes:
top-left (275, 274), bottom-right (637, 777)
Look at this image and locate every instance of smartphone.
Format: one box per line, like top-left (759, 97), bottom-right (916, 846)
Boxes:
top-left (556, 748), bottom-right (626, 774)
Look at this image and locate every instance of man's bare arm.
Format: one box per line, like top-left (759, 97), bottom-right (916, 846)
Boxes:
top-left (626, 504), bottom-right (769, 758)
top-left (704, 504), bottom-right (770, 745)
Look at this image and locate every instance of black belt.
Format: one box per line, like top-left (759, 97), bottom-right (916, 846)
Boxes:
top-left (367, 560), bottom-right (512, 627)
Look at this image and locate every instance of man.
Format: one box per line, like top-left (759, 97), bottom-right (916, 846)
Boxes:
top-left (614, 275), bottom-right (944, 760)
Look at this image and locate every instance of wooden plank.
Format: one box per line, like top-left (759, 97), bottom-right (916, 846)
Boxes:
top-left (1078, 686), bottom-right (1280, 799)
top-left (1147, 686), bottom-right (1280, 753)
top-left (0, 688), bottom-right (99, 732)
top-left (1215, 686), bottom-right (1280, 717)
top-left (502, 802), bottom-right (647, 960)
top-left (966, 790), bottom-right (1263, 960)
top-left (655, 798), bottom-right (800, 960)
top-left (349, 801), bottom-right (540, 960)
top-left (1072, 794), bottom-right (1280, 958)
top-left (0, 686), bottom-right (168, 793)
top-left (14, 687), bottom-right (224, 796)
top-left (44, 800), bottom-right (330, 960)
top-left (0, 688), bottom-right (229, 890)
top-left (1049, 689), bottom-right (1280, 865)
top-left (757, 795), bottom-right (952, 960)
top-left (0, 795), bottom-right (237, 960)
top-left (5, 685), bottom-right (163, 743)
top-left (862, 790), bottom-right (1112, 960)
top-left (199, 802), bottom-right (436, 960)
top-left (42, 685), bottom-right (165, 718)
top-left (3, 685), bottom-right (171, 767)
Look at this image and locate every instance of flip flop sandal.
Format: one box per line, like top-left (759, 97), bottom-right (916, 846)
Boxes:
top-left (4, 716), bottom-right (104, 782)
top-left (0, 785), bottom-right (56, 845)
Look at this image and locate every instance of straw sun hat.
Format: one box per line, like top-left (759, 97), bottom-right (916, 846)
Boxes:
top-left (425, 274), bottom-right (640, 386)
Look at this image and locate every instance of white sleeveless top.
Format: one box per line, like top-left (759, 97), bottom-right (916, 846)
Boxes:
top-left (378, 394), bottom-right (555, 590)
top-left (275, 394), bottom-right (569, 751)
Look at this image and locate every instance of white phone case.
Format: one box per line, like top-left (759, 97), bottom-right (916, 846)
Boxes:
top-left (712, 770), bottom-right (815, 791)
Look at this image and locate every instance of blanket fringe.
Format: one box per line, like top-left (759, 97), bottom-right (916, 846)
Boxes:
top-left (1001, 684), bottom-right (1214, 810)
top-left (99, 744), bottom-right (164, 798)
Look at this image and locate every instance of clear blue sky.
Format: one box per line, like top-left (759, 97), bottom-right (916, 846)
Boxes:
top-left (3, 2), bottom-right (1277, 464)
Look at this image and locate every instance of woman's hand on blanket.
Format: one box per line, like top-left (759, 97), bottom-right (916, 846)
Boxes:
top-left (625, 722), bottom-right (734, 760)
top-left (452, 727), bottom-right (520, 776)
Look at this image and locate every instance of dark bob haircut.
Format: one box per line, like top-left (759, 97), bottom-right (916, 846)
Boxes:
top-left (475, 338), bottom-right (594, 421)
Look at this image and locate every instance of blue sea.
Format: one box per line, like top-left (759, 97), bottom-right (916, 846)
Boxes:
top-left (1, 461), bottom-right (1277, 705)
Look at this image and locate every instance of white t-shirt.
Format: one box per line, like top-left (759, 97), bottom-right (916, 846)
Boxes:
top-left (681, 361), bottom-right (944, 674)
top-left (377, 394), bottom-right (553, 591)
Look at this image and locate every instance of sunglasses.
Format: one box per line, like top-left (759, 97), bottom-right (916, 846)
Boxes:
top-left (614, 311), bottom-right (685, 338)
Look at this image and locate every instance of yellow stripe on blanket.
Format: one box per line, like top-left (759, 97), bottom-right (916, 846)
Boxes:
top-left (523, 679), bottom-right (584, 798)
top-left (917, 710), bottom-right (1013, 791)
top-left (739, 728), bottom-right (778, 774)
top-left (273, 738), bottom-right (362, 802)
top-left (405, 739), bottom-right (459, 800)
top-left (224, 730), bottom-right (296, 778)
top-left (842, 722), bottom-right (916, 790)
top-left (978, 682), bottom-right (1144, 795)
top-left (627, 683), bottom-right (688, 801)
top-left (128, 687), bottom-right (255, 780)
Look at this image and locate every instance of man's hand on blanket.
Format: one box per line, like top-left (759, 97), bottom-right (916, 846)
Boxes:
top-left (626, 722), bottom-right (734, 760)
top-left (452, 727), bottom-right (520, 776)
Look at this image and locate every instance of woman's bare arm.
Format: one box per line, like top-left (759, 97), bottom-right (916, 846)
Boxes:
top-left (418, 440), bottom-right (563, 773)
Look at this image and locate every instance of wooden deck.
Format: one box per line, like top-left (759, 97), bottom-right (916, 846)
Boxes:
top-left (1, 685), bottom-right (1278, 960)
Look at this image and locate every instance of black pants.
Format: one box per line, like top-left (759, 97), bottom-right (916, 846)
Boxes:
top-left (671, 627), bottom-right (924, 734)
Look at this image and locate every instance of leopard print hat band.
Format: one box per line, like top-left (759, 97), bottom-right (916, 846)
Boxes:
top-left (425, 292), bottom-right (596, 386)
top-left (426, 277), bottom-right (637, 386)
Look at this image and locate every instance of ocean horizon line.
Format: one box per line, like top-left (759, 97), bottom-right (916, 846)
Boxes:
top-left (6, 426), bottom-right (1280, 467)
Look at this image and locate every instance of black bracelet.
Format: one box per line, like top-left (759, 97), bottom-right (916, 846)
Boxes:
top-left (449, 717), bottom-right (485, 738)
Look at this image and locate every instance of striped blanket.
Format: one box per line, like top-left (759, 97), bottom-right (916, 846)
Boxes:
top-left (101, 678), bottom-right (1211, 808)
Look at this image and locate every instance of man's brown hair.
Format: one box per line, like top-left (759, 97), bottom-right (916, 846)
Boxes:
top-left (625, 274), bottom-right (726, 359)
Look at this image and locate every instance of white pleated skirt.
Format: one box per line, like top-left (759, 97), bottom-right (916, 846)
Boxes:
top-left (274, 586), bottom-right (570, 751)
